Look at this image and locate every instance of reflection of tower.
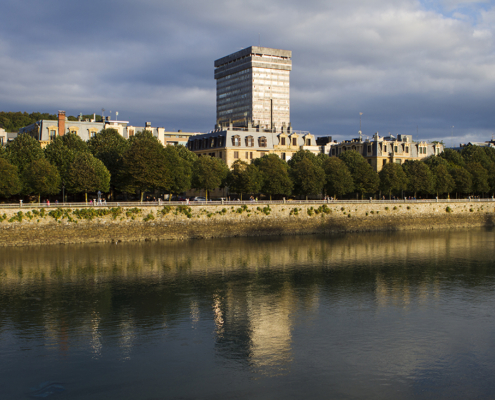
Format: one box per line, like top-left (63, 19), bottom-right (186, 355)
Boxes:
top-left (213, 282), bottom-right (296, 374)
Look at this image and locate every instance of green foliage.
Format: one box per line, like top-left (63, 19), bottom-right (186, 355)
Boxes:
top-left (163, 145), bottom-right (195, 196)
top-left (440, 148), bottom-right (465, 168)
top-left (122, 134), bottom-right (172, 199)
top-left (227, 160), bottom-right (263, 199)
top-left (0, 158), bottom-right (22, 199)
top-left (8, 211), bottom-right (24, 223)
top-left (160, 206), bottom-right (172, 216)
top-left (66, 153), bottom-right (111, 200)
top-left (0, 111), bottom-right (57, 132)
top-left (175, 205), bottom-right (193, 218)
top-left (143, 212), bottom-right (155, 222)
top-left (6, 133), bottom-right (44, 174)
top-left (379, 163), bottom-right (408, 198)
top-left (339, 150), bottom-right (379, 196)
top-left (192, 156), bottom-right (229, 200)
top-left (290, 155), bottom-right (325, 197)
top-left (323, 157), bottom-right (354, 199)
top-left (466, 162), bottom-right (490, 194)
top-left (450, 167), bottom-right (472, 195)
top-left (432, 164), bottom-right (455, 196)
top-left (88, 128), bottom-right (130, 193)
top-left (461, 145), bottom-right (492, 170)
top-left (253, 154), bottom-right (292, 199)
top-left (403, 160), bottom-right (434, 197)
top-left (446, 206), bottom-right (452, 213)
top-left (23, 158), bottom-right (61, 199)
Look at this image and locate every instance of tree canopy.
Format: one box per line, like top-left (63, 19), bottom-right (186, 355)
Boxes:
top-left (192, 156), bottom-right (229, 200)
top-left (339, 150), bottom-right (379, 197)
top-left (254, 154), bottom-right (292, 199)
top-left (323, 157), bottom-right (354, 199)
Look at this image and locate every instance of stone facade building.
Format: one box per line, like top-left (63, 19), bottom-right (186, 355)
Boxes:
top-left (322, 132), bottom-right (444, 172)
top-left (215, 46), bottom-right (292, 130)
top-left (187, 123), bottom-right (318, 168)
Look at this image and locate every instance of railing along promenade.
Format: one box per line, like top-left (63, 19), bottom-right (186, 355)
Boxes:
top-left (0, 197), bottom-right (493, 209)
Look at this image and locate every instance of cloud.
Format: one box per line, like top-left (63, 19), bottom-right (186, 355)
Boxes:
top-left (0, 0), bottom-right (494, 144)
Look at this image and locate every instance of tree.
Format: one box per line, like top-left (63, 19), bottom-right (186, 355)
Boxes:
top-left (88, 128), bottom-right (130, 197)
top-left (339, 150), bottom-right (379, 197)
top-left (290, 157), bottom-right (325, 198)
top-left (378, 163), bottom-right (408, 199)
top-left (227, 160), bottom-right (263, 199)
top-left (66, 153), bottom-right (110, 202)
top-left (440, 148), bottom-right (465, 168)
top-left (23, 158), bottom-right (61, 202)
top-left (449, 167), bottom-right (472, 198)
top-left (0, 158), bottom-right (22, 199)
top-left (432, 164), bottom-right (455, 198)
top-left (122, 132), bottom-right (171, 201)
top-left (466, 162), bottom-right (490, 195)
top-left (6, 133), bottom-right (44, 174)
top-left (461, 145), bottom-right (492, 170)
top-left (192, 156), bottom-right (229, 200)
top-left (44, 133), bottom-right (90, 184)
top-left (402, 161), bottom-right (434, 198)
top-left (253, 154), bottom-right (292, 200)
top-left (163, 145), bottom-right (195, 199)
top-left (322, 157), bottom-right (354, 199)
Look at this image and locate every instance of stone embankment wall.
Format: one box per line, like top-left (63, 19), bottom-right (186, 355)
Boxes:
top-left (0, 201), bottom-right (493, 246)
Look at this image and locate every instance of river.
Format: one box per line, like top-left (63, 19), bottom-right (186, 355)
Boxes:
top-left (1, 228), bottom-right (495, 399)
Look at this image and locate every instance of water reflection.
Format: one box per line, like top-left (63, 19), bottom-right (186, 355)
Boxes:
top-left (1, 228), bottom-right (495, 398)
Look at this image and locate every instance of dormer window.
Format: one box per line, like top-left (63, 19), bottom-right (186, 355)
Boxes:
top-left (232, 135), bottom-right (241, 146)
top-left (245, 136), bottom-right (254, 147)
top-left (259, 136), bottom-right (267, 147)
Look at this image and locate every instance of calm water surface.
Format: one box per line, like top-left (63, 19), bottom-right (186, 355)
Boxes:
top-left (1, 229), bottom-right (495, 399)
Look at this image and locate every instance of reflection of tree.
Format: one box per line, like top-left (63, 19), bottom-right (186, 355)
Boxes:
top-left (0, 229), bottom-right (494, 366)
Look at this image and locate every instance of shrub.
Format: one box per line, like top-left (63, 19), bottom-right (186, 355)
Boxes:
top-left (446, 206), bottom-right (452, 213)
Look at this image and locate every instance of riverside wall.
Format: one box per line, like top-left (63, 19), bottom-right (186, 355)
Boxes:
top-left (0, 201), bottom-right (493, 246)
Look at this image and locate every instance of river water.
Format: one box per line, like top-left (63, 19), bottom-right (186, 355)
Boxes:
top-left (1, 229), bottom-right (495, 399)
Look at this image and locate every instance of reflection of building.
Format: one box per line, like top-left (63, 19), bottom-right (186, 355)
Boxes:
top-left (215, 46), bottom-right (292, 129)
top-left (323, 132), bottom-right (444, 172)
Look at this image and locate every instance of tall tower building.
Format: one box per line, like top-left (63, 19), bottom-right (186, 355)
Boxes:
top-left (214, 46), bottom-right (292, 130)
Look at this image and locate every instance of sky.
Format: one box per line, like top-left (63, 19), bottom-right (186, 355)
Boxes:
top-left (1, 0), bottom-right (495, 147)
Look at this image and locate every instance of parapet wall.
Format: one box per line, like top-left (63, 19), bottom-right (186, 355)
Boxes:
top-left (0, 201), bottom-right (493, 246)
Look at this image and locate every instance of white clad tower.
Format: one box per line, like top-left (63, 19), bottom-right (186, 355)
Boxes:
top-left (214, 46), bottom-right (292, 130)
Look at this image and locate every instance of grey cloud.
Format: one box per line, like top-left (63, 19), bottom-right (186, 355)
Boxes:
top-left (1, 0), bottom-right (495, 143)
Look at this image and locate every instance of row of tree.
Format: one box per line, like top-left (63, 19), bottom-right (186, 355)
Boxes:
top-left (0, 129), bottom-right (494, 202)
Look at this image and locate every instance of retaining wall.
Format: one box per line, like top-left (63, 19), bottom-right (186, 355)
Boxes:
top-left (0, 201), bottom-right (493, 246)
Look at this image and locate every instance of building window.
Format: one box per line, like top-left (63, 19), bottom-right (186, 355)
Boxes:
top-left (395, 160), bottom-right (402, 164)
top-left (245, 152), bottom-right (249, 159)
top-left (232, 135), bottom-right (241, 146)
top-left (292, 137), bottom-right (297, 146)
top-left (394, 145), bottom-right (398, 153)
top-left (245, 136), bottom-right (254, 147)
top-left (234, 151), bottom-right (239, 159)
top-left (331, 148), bottom-right (336, 156)
top-left (281, 152), bottom-right (286, 160)
top-left (258, 136), bottom-right (267, 147)
top-left (129, 129), bottom-right (134, 137)
top-left (383, 145), bottom-right (387, 152)
top-left (281, 137), bottom-right (286, 146)
top-left (219, 151), bottom-right (222, 159)
top-left (383, 159), bottom-right (387, 165)
top-left (306, 139), bottom-right (311, 146)
top-left (368, 145), bottom-right (372, 153)
top-left (0, 137), bottom-right (3, 146)
top-left (50, 130), bottom-right (57, 140)
top-left (406, 147), bottom-right (409, 153)
top-left (210, 137), bottom-right (216, 147)
top-left (250, 152), bottom-right (253, 159)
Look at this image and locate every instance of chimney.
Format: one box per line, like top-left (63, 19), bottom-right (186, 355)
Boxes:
top-left (58, 111), bottom-right (66, 137)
